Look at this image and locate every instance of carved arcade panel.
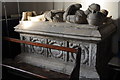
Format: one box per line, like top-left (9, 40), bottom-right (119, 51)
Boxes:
top-left (20, 34), bottom-right (97, 67)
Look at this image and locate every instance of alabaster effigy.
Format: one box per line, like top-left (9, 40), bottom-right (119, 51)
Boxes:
top-left (21, 3), bottom-right (112, 26)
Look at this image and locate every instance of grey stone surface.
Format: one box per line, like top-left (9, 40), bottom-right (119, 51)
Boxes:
top-left (14, 21), bottom-right (116, 79)
top-left (15, 21), bottom-right (116, 42)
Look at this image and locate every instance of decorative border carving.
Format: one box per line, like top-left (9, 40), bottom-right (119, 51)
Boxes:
top-left (20, 34), bottom-right (97, 67)
top-left (47, 39), bottom-right (65, 60)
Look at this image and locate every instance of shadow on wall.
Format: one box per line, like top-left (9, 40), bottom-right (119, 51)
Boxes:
top-left (19, 2), bottom-right (54, 15)
top-left (111, 17), bottom-right (120, 56)
top-left (118, 17), bottom-right (120, 58)
top-left (2, 2), bottom-right (54, 18)
top-left (2, 2), bottom-right (19, 17)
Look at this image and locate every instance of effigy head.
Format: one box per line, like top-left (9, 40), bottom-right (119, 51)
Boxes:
top-left (88, 3), bottom-right (100, 12)
top-left (74, 4), bottom-right (82, 9)
top-left (84, 3), bottom-right (100, 16)
top-left (100, 9), bottom-right (108, 17)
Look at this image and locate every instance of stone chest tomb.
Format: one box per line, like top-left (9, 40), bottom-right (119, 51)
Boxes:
top-left (14, 21), bottom-right (116, 79)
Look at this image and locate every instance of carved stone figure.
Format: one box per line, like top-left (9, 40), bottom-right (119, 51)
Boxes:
top-left (21, 11), bottom-right (37, 21)
top-left (21, 10), bottom-right (65, 22)
top-left (44, 10), bottom-right (65, 22)
top-left (20, 3), bottom-right (112, 26)
top-left (75, 10), bottom-right (87, 24)
top-left (28, 14), bottom-right (46, 21)
top-left (87, 10), bottom-right (105, 26)
top-left (84, 3), bottom-right (100, 16)
top-left (66, 10), bottom-right (87, 24)
top-left (100, 9), bottom-right (108, 17)
top-left (63, 4), bottom-right (82, 21)
top-left (100, 9), bottom-right (113, 24)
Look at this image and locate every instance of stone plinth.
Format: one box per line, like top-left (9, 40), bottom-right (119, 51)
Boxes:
top-left (14, 21), bottom-right (116, 80)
